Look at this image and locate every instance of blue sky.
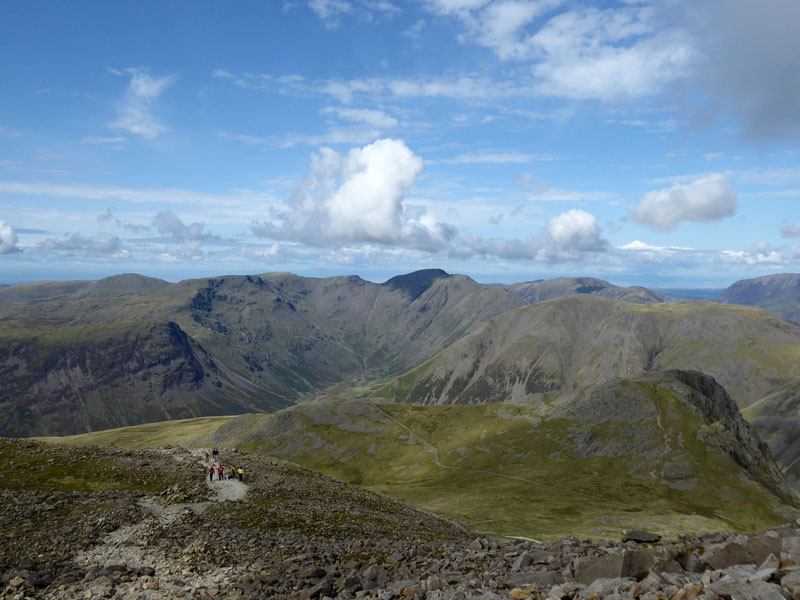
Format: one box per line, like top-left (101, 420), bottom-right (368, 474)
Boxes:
top-left (1, 0), bottom-right (799, 287)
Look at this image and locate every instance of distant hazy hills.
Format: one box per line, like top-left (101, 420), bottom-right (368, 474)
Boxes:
top-left (717, 273), bottom-right (800, 324)
top-left (502, 276), bottom-right (663, 304)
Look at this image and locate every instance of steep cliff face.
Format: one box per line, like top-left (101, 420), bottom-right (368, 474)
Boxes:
top-left (0, 320), bottom-right (281, 437)
top-left (653, 370), bottom-right (794, 503)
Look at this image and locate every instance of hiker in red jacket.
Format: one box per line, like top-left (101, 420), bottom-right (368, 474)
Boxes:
top-left (217, 465), bottom-right (224, 480)
top-left (208, 465), bottom-right (214, 481)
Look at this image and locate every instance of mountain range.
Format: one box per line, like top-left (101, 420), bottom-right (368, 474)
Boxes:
top-left (3, 269), bottom-right (800, 489)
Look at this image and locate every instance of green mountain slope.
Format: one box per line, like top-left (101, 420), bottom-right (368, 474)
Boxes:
top-left (0, 270), bottom-right (522, 435)
top-left (505, 277), bottom-right (662, 305)
top-left (373, 295), bottom-right (800, 410)
top-left (211, 370), bottom-right (797, 540)
top-left (717, 273), bottom-right (800, 324)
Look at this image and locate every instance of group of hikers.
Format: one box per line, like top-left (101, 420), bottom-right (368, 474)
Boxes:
top-left (204, 447), bottom-right (244, 482)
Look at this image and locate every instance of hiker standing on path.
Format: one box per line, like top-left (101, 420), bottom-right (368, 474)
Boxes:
top-left (212, 448), bottom-right (219, 460)
top-left (205, 450), bottom-right (209, 462)
top-left (238, 467), bottom-right (244, 482)
top-left (208, 465), bottom-right (214, 481)
top-left (217, 465), bottom-right (224, 481)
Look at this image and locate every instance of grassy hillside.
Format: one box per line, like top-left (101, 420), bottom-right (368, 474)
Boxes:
top-left (37, 415), bottom-right (232, 448)
top-left (211, 371), bottom-right (797, 540)
top-left (372, 295), bottom-right (800, 410)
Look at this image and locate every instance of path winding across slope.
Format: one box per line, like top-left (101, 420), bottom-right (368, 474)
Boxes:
top-left (72, 448), bottom-right (250, 598)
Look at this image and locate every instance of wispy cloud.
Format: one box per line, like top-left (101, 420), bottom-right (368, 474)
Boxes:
top-left (0, 181), bottom-right (272, 210)
top-left (109, 68), bottom-right (176, 139)
top-left (434, 150), bottom-right (558, 164)
top-left (0, 125), bottom-right (23, 138)
top-left (36, 233), bottom-right (131, 259)
top-left (321, 106), bottom-right (398, 129)
top-left (82, 136), bottom-right (126, 150)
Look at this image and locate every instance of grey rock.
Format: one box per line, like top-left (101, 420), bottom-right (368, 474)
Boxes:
top-left (622, 530), bottom-right (662, 544)
top-left (704, 542), bottom-right (754, 570)
top-left (574, 555), bottom-right (624, 585)
top-left (511, 551), bottom-right (532, 572)
top-left (506, 570), bottom-right (564, 588)
top-left (781, 568), bottom-right (800, 588)
top-left (622, 549), bottom-right (655, 580)
top-left (746, 534), bottom-right (782, 565)
top-left (708, 579), bottom-right (784, 600)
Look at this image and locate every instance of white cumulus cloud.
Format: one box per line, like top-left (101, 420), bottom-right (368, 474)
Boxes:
top-left (252, 138), bottom-right (455, 252)
top-left (630, 174), bottom-right (737, 231)
top-left (546, 209), bottom-right (605, 252)
top-left (0, 220), bottom-right (20, 255)
top-left (110, 68), bottom-right (176, 139)
top-left (451, 208), bottom-right (607, 263)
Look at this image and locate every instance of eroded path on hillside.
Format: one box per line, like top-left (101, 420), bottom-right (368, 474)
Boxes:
top-left (72, 448), bottom-right (250, 599)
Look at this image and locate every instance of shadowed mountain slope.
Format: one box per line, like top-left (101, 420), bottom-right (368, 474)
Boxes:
top-left (0, 320), bottom-right (278, 437)
top-left (717, 273), bottom-right (800, 323)
top-left (211, 370), bottom-right (797, 539)
top-left (0, 270), bottom-right (522, 436)
top-left (743, 380), bottom-right (800, 491)
top-left (372, 295), bottom-right (800, 410)
top-left (505, 277), bottom-right (662, 305)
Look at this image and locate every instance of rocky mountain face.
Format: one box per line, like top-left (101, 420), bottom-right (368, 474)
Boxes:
top-left (373, 295), bottom-right (800, 411)
top-left (211, 370), bottom-right (797, 539)
top-left (0, 270), bottom-right (522, 436)
top-left (0, 320), bottom-right (278, 437)
top-left (717, 272), bottom-right (800, 323)
top-left (743, 379), bottom-right (800, 491)
top-left (6, 438), bottom-right (800, 600)
top-left (504, 277), bottom-right (663, 305)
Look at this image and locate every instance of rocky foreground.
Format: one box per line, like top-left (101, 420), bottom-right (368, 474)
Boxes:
top-left (4, 440), bottom-right (800, 599)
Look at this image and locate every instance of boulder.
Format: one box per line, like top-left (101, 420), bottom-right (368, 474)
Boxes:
top-left (622, 549), bottom-right (655, 580)
top-left (622, 530), bottom-right (662, 544)
top-left (574, 555), bottom-right (625, 585)
top-left (707, 579), bottom-right (784, 600)
top-left (703, 542), bottom-right (754, 570)
top-left (506, 571), bottom-right (564, 588)
top-left (746, 534), bottom-right (782, 565)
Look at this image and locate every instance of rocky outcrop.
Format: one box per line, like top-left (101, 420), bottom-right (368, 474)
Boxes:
top-left (0, 321), bottom-right (279, 437)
